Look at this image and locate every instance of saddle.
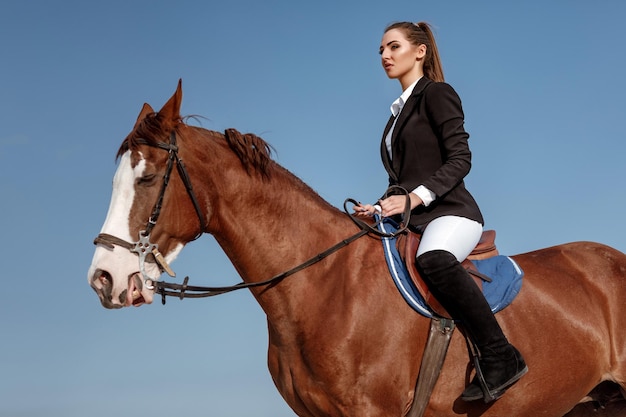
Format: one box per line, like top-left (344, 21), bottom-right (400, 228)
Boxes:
top-left (396, 230), bottom-right (499, 318)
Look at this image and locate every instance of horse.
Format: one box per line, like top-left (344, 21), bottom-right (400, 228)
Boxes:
top-left (88, 81), bottom-right (626, 417)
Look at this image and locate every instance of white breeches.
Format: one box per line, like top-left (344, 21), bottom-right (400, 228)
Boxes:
top-left (416, 215), bottom-right (483, 262)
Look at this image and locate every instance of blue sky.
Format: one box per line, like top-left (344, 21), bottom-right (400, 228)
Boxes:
top-left (1, 1), bottom-right (624, 416)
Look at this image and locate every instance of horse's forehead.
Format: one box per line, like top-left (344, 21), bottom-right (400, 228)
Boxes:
top-left (114, 151), bottom-right (145, 186)
top-left (129, 149), bottom-right (144, 168)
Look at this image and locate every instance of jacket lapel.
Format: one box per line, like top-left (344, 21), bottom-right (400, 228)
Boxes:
top-left (381, 115), bottom-right (397, 181)
top-left (384, 77), bottom-right (433, 179)
top-left (390, 77), bottom-right (432, 149)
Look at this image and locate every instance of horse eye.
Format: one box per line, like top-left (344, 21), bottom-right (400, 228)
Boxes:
top-left (137, 174), bottom-right (157, 186)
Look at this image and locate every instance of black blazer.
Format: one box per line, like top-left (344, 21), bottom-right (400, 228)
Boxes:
top-left (380, 77), bottom-right (484, 229)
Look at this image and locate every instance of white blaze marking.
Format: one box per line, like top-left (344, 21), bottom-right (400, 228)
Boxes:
top-left (87, 151), bottom-right (146, 292)
top-left (100, 151), bottom-right (145, 240)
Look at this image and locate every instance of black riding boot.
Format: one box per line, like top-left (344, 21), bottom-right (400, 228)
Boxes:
top-left (416, 250), bottom-right (528, 403)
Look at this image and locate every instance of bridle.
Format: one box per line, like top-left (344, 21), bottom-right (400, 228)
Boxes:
top-left (93, 130), bottom-right (206, 289)
top-left (93, 128), bottom-right (412, 304)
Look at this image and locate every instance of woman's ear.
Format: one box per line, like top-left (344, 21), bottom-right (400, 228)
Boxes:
top-left (416, 44), bottom-right (427, 60)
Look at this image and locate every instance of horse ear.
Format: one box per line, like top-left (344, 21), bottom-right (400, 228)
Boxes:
top-left (133, 103), bottom-right (155, 129)
top-left (157, 79), bottom-right (183, 124)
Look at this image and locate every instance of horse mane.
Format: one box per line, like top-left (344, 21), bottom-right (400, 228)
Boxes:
top-left (115, 113), bottom-right (274, 179)
top-left (220, 128), bottom-right (336, 211)
top-left (223, 128), bottom-right (274, 179)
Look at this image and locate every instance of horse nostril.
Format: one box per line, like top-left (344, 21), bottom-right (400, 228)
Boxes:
top-left (91, 269), bottom-right (122, 309)
top-left (92, 268), bottom-right (112, 289)
top-left (94, 269), bottom-right (111, 285)
top-left (99, 273), bottom-right (111, 286)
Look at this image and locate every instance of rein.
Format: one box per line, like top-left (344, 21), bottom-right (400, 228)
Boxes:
top-left (153, 225), bottom-right (370, 303)
top-left (153, 189), bottom-right (411, 304)
top-left (94, 129), bottom-right (412, 305)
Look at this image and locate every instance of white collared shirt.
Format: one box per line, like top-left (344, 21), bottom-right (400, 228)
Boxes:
top-left (384, 77), bottom-right (436, 207)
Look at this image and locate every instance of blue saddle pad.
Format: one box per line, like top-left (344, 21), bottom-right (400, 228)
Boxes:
top-left (377, 217), bottom-right (523, 318)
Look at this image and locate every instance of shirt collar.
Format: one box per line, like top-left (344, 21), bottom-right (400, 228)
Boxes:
top-left (390, 77), bottom-right (422, 117)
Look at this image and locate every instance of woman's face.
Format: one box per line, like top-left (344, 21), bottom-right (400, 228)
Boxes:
top-left (380, 28), bottom-right (426, 86)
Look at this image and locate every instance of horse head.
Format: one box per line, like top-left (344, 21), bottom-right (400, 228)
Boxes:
top-left (88, 80), bottom-right (207, 308)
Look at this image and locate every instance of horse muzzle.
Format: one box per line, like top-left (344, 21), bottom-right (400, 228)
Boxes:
top-left (89, 268), bottom-right (153, 309)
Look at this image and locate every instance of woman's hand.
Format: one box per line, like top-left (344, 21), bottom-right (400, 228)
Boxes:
top-left (353, 203), bottom-right (379, 217)
top-left (378, 193), bottom-right (423, 217)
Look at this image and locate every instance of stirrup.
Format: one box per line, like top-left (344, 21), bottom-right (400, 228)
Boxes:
top-left (462, 335), bottom-right (499, 402)
top-left (471, 353), bottom-right (497, 402)
top-left (462, 339), bottom-right (528, 403)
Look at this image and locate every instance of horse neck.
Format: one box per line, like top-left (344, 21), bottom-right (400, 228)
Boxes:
top-left (210, 165), bottom-right (350, 280)
top-left (186, 128), bottom-right (355, 313)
